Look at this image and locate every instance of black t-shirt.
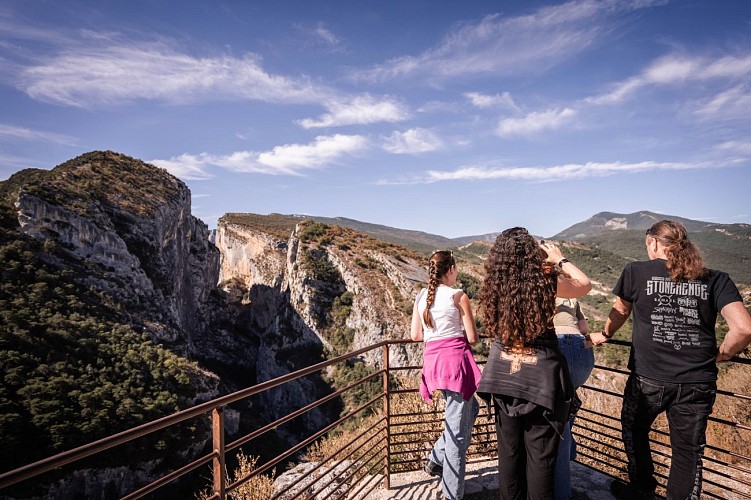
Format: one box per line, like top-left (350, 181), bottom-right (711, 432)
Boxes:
top-left (613, 259), bottom-right (742, 382)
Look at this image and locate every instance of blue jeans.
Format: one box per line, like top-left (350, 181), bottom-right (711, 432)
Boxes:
top-left (621, 374), bottom-right (716, 500)
top-left (429, 390), bottom-right (480, 500)
top-left (554, 334), bottom-right (594, 500)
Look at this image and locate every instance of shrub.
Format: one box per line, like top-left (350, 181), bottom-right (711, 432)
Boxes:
top-left (298, 222), bottom-right (329, 243)
top-left (196, 451), bottom-right (275, 500)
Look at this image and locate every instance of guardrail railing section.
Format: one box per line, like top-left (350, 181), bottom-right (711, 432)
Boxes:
top-left (573, 338), bottom-right (751, 500)
top-left (1, 338), bottom-right (749, 499)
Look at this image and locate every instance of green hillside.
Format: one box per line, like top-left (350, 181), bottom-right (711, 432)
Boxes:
top-left (0, 204), bottom-right (202, 473)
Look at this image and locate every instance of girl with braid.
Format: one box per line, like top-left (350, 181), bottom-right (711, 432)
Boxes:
top-left (410, 250), bottom-right (480, 500)
top-left (476, 228), bottom-right (591, 500)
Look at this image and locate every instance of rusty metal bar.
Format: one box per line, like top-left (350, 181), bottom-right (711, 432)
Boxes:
top-left (0, 341), bottom-right (389, 491)
top-left (328, 444), bottom-right (387, 500)
top-left (120, 451), bottom-right (215, 500)
top-left (342, 465), bottom-right (384, 500)
top-left (702, 459), bottom-right (751, 488)
top-left (284, 418), bottom-right (386, 500)
top-left (716, 388), bottom-right (751, 401)
top-left (212, 407), bottom-right (226, 500)
top-left (389, 365), bottom-right (423, 371)
top-left (226, 370), bottom-right (383, 452)
top-left (702, 453), bottom-right (751, 477)
top-left (227, 393), bottom-right (383, 493)
top-left (702, 476), bottom-right (751, 499)
top-left (383, 342), bottom-right (391, 490)
top-left (2, 337), bottom-right (750, 499)
top-left (296, 437), bottom-right (386, 499)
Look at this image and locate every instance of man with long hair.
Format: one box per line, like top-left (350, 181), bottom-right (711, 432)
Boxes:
top-left (590, 220), bottom-right (751, 499)
top-left (477, 227), bottom-right (591, 499)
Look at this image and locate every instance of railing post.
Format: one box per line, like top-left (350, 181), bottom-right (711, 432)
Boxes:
top-left (383, 343), bottom-right (391, 490)
top-left (212, 406), bottom-right (226, 500)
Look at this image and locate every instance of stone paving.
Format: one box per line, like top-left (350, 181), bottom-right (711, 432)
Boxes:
top-left (363, 458), bottom-right (618, 499)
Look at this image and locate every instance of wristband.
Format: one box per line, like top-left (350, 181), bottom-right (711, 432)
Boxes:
top-left (601, 329), bottom-right (614, 339)
top-left (557, 258), bottom-right (570, 269)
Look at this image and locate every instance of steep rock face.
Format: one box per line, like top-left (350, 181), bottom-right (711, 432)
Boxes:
top-left (215, 219), bottom-right (338, 435)
top-left (13, 151), bottom-right (219, 351)
top-left (216, 218), bottom-right (425, 374)
top-left (217, 221), bottom-right (287, 289)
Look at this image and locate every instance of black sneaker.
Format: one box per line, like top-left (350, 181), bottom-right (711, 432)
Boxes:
top-left (424, 459), bottom-right (443, 477)
top-left (610, 480), bottom-right (654, 500)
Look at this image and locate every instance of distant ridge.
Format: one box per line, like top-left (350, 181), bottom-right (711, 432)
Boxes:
top-left (552, 211), bottom-right (751, 284)
top-left (552, 211), bottom-right (722, 239)
top-left (222, 212), bottom-right (456, 254)
top-left (452, 232), bottom-right (501, 245)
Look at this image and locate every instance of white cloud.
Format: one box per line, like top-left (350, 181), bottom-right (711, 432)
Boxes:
top-left (10, 31), bottom-right (406, 126)
top-left (716, 140), bottom-right (751, 155)
top-left (17, 42), bottom-right (329, 108)
top-left (694, 85), bottom-right (751, 120)
top-left (293, 22), bottom-right (345, 53)
top-left (314, 24), bottom-right (344, 52)
top-left (496, 108), bottom-right (576, 137)
top-left (152, 134), bottom-right (369, 180)
top-left (352, 0), bottom-right (665, 83)
top-left (383, 128), bottom-right (443, 154)
top-left (588, 54), bottom-right (751, 105)
top-left (465, 91), bottom-right (519, 110)
top-left (0, 123), bottom-right (77, 145)
top-left (298, 95), bottom-right (411, 128)
top-left (378, 159), bottom-right (729, 185)
top-left (150, 154), bottom-right (215, 181)
top-left (426, 160), bottom-right (718, 182)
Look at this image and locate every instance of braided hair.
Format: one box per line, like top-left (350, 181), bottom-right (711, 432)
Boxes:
top-left (422, 250), bottom-right (456, 329)
top-left (647, 220), bottom-right (707, 281)
top-left (479, 227), bottom-right (558, 346)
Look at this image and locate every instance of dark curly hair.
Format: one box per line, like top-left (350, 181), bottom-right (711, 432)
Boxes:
top-left (479, 227), bottom-right (558, 345)
top-left (647, 220), bottom-right (707, 281)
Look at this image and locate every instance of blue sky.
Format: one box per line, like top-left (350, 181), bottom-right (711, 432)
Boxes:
top-left (1, 0), bottom-right (750, 238)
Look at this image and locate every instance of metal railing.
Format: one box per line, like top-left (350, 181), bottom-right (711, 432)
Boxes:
top-left (1, 339), bottom-right (749, 499)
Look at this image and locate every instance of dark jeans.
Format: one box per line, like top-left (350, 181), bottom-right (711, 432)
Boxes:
top-left (494, 400), bottom-right (559, 500)
top-left (621, 374), bottom-right (716, 500)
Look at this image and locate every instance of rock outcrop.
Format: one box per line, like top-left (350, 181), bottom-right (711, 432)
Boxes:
top-left (216, 216), bottom-right (425, 372)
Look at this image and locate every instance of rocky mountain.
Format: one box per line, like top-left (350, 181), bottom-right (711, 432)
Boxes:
top-left (552, 210), bottom-right (724, 239)
top-left (0, 151), bottom-right (428, 499)
top-left (550, 211), bottom-right (751, 285)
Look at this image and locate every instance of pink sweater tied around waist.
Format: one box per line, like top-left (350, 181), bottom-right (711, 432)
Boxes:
top-left (419, 337), bottom-right (481, 403)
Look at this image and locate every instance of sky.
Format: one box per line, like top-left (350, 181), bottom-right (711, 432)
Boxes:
top-left (1, 0), bottom-right (750, 238)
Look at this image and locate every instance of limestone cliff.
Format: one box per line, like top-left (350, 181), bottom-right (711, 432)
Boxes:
top-left (217, 215), bottom-right (426, 373)
top-left (11, 151), bottom-right (218, 350)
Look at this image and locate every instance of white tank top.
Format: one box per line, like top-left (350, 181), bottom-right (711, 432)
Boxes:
top-left (416, 285), bottom-right (465, 343)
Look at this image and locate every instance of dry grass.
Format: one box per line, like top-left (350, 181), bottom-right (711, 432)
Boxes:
top-left (195, 452), bottom-right (276, 500)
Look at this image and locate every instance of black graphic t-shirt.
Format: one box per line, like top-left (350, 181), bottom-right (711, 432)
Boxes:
top-left (613, 259), bottom-right (742, 382)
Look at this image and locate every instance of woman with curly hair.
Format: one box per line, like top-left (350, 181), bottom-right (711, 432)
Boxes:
top-left (411, 250), bottom-right (480, 500)
top-left (477, 227), bottom-right (591, 500)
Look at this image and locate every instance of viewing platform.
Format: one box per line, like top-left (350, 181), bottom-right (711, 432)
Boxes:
top-left (367, 458), bottom-right (616, 499)
top-left (1, 338), bottom-right (749, 499)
